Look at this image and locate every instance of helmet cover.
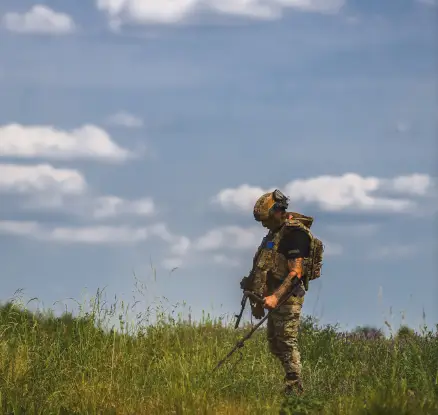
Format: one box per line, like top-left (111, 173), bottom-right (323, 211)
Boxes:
top-left (253, 189), bottom-right (289, 222)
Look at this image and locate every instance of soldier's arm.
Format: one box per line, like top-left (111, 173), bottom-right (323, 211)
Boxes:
top-left (272, 229), bottom-right (310, 301)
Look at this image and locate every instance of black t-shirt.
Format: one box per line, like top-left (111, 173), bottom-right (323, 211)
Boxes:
top-left (277, 228), bottom-right (311, 259)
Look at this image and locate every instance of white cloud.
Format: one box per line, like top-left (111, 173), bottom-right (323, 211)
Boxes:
top-left (0, 215), bottom-right (341, 273)
top-left (107, 111), bottom-right (144, 128)
top-left (283, 175), bottom-right (412, 212)
top-left (383, 174), bottom-right (434, 196)
top-left (212, 184), bottom-right (272, 212)
top-left (213, 254), bottom-right (240, 267)
top-left (395, 121), bottom-right (410, 134)
top-left (212, 173), bottom-right (436, 214)
top-left (0, 221), bottom-right (186, 247)
top-left (96, 0), bottom-right (345, 27)
top-left (153, 225), bottom-right (260, 270)
top-left (145, 223), bottom-right (192, 257)
top-left (0, 221), bottom-right (41, 237)
top-left (49, 225), bottom-right (150, 244)
top-left (0, 164), bottom-right (86, 195)
top-left (371, 244), bottom-right (418, 260)
top-left (324, 223), bottom-right (379, 237)
top-left (0, 222), bottom-right (149, 244)
top-left (323, 241), bottom-right (343, 256)
top-left (2, 5), bottom-right (76, 35)
top-left (162, 257), bottom-right (184, 270)
top-left (345, 15), bottom-right (359, 25)
top-left (91, 196), bottom-right (155, 219)
top-left (158, 225), bottom-right (261, 270)
top-left (416, 0), bottom-right (437, 6)
top-left (0, 220), bottom-right (195, 272)
top-left (169, 236), bottom-right (191, 256)
top-left (0, 124), bottom-right (132, 162)
top-left (194, 224), bottom-right (342, 256)
top-left (0, 163), bottom-right (157, 220)
top-left (194, 225), bottom-right (264, 251)
top-left (162, 222), bottom-right (343, 271)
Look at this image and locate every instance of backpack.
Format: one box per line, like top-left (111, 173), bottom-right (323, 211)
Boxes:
top-left (284, 212), bottom-right (324, 291)
top-left (241, 212), bottom-right (324, 296)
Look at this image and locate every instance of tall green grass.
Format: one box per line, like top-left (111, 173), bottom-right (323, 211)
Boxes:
top-left (0, 288), bottom-right (436, 415)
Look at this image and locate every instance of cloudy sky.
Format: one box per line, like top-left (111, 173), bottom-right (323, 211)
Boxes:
top-left (0, 0), bottom-right (436, 333)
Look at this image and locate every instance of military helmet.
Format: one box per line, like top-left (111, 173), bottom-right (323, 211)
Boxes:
top-left (253, 189), bottom-right (289, 222)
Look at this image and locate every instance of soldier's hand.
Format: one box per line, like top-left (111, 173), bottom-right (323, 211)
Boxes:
top-left (263, 295), bottom-right (278, 310)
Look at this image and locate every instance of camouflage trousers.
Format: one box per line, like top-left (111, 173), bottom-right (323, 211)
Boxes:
top-left (266, 292), bottom-right (304, 391)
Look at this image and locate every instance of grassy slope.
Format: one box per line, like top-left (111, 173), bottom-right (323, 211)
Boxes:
top-left (0, 300), bottom-right (437, 415)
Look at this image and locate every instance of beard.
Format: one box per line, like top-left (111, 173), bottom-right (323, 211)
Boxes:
top-left (262, 216), bottom-right (284, 231)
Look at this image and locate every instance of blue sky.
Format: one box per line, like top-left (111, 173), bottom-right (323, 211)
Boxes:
top-left (0, 0), bottom-right (436, 334)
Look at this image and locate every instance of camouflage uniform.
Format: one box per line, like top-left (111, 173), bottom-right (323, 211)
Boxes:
top-left (247, 189), bottom-right (322, 394)
top-left (266, 278), bottom-right (305, 392)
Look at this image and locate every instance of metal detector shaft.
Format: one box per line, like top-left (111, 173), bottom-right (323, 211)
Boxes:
top-left (213, 286), bottom-right (298, 371)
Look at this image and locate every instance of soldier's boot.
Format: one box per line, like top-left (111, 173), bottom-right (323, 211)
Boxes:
top-left (284, 373), bottom-right (304, 396)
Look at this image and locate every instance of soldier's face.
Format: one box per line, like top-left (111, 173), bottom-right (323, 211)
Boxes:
top-left (261, 211), bottom-right (283, 230)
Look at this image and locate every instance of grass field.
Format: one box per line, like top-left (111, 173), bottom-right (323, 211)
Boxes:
top-left (0, 289), bottom-right (437, 415)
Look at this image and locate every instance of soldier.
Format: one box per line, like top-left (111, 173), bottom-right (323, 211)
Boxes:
top-left (245, 189), bottom-right (320, 395)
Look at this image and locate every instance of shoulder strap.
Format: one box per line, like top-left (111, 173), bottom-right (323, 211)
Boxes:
top-left (283, 216), bottom-right (314, 240)
top-left (286, 211), bottom-right (314, 229)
